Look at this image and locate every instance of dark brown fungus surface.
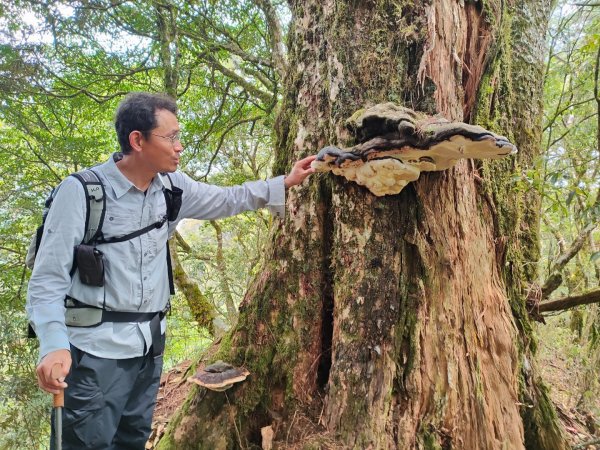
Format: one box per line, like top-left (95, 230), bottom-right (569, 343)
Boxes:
top-left (187, 360), bottom-right (250, 392)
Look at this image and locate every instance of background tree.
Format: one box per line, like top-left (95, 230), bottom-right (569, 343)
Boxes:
top-left (535, 1), bottom-right (600, 419)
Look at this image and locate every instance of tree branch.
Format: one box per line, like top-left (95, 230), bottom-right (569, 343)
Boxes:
top-left (542, 222), bottom-right (598, 298)
top-left (199, 81), bottom-right (232, 141)
top-left (591, 229), bottom-right (600, 285)
top-left (252, 0), bottom-right (287, 78)
top-left (155, 1), bottom-right (179, 97)
top-left (237, 60), bottom-right (275, 92)
top-left (24, 139), bottom-right (63, 183)
top-left (542, 215), bottom-right (566, 254)
top-left (546, 111), bottom-right (598, 149)
top-left (542, 97), bottom-right (596, 132)
top-left (201, 114), bottom-right (264, 180)
top-left (203, 55), bottom-right (274, 105)
top-left (174, 230), bottom-right (191, 252)
top-left (0, 246), bottom-right (22, 255)
top-left (539, 289), bottom-right (600, 313)
top-left (178, 28), bottom-right (273, 69)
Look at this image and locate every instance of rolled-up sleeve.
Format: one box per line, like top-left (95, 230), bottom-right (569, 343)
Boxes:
top-left (173, 173), bottom-right (286, 220)
top-left (26, 177), bottom-right (86, 360)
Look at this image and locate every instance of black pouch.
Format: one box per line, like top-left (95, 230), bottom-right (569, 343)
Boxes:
top-left (164, 185), bottom-right (183, 221)
top-left (74, 244), bottom-right (105, 286)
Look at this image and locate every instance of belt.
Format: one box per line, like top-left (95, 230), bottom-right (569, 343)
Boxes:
top-left (64, 297), bottom-right (167, 357)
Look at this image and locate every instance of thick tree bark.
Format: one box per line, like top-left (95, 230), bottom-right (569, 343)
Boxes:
top-left (158, 1), bottom-right (567, 449)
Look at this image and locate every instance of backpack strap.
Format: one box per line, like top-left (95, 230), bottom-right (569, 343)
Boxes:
top-left (160, 172), bottom-right (183, 221)
top-left (166, 240), bottom-right (175, 296)
top-left (65, 169), bottom-right (106, 278)
top-left (161, 172), bottom-right (173, 190)
top-left (70, 169), bottom-right (106, 245)
top-left (160, 173), bottom-right (180, 296)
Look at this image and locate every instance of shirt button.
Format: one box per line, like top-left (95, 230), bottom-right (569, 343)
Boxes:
top-left (143, 276), bottom-right (148, 280)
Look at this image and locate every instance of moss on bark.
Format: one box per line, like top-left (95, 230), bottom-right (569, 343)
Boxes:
top-left (473, 1), bottom-right (568, 448)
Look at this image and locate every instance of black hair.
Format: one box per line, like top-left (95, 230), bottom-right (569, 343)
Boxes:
top-left (114, 92), bottom-right (178, 154)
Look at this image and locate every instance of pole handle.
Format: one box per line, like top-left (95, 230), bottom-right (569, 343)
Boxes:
top-left (51, 364), bottom-right (65, 408)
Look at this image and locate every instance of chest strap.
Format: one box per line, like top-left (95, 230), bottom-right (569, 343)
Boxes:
top-left (94, 216), bottom-right (168, 245)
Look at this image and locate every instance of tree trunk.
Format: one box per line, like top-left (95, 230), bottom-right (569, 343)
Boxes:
top-left (210, 220), bottom-right (239, 324)
top-left (170, 242), bottom-right (216, 335)
top-left (158, 1), bottom-right (567, 449)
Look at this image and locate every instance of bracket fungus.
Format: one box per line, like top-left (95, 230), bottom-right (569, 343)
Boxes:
top-left (187, 360), bottom-right (250, 392)
top-left (311, 103), bottom-right (517, 196)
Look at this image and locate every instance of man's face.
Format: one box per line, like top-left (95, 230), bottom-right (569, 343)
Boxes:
top-left (142, 108), bottom-right (183, 173)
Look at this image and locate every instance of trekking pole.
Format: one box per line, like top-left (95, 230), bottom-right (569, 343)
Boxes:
top-left (51, 364), bottom-right (64, 450)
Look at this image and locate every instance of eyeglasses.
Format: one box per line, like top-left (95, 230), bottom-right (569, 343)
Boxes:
top-left (151, 131), bottom-right (182, 146)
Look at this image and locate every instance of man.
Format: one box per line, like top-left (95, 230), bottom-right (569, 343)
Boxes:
top-left (27, 92), bottom-right (315, 449)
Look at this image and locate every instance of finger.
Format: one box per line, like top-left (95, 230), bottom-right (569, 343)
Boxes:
top-left (297, 155), bottom-right (317, 167)
top-left (299, 167), bottom-right (316, 176)
top-left (40, 366), bottom-right (63, 386)
top-left (300, 154), bottom-right (317, 162)
top-left (50, 377), bottom-right (68, 387)
top-left (50, 368), bottom-right (68, 388)
top-left (298, 161), bottom-right (316, 171)
top-left (38, 364), bottom-right (68, 389)
top-left (37, 364), bottom-right (52, 384)
top-left (40, 372), bottom-right (68, 389)
top-left (40, 384), bottom-right (62, 395)
top-left (38, 377), bottom-right (64, 395)
top-left (51, 362), bottom-right (68, 381)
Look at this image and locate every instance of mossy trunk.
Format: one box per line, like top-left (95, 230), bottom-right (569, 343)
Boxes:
top-left (158, 0), bottom-right (567, 448)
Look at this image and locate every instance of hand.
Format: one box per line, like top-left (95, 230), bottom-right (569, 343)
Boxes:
top-left (36, 349), bottom-right (71, 394)
top-left (284, 155), bottom-right (317, 188)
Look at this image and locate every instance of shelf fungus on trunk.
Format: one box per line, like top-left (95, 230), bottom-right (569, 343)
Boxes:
top-left (187, 361), bottom-right (250, 392)
top-left (311, 102), bottom-right (517, 196)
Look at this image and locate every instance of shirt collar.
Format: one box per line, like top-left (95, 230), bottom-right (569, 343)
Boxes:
top-left (101, 153), bottom-right (164, 199)
top-left (147, 175), bottom-right (165, 196)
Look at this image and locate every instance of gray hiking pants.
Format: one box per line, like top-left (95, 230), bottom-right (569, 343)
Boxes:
top-left (50, 341), bottom-right (164, 450)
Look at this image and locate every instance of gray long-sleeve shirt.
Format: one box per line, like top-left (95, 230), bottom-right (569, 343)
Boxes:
top-left (26, 154), bottom-right (285, 360)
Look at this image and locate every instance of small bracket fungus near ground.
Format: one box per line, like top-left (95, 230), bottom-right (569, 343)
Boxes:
top-left (187, 360), bottom-right (250, 392)
top-left (312, 103), bottom-right (517, 196)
